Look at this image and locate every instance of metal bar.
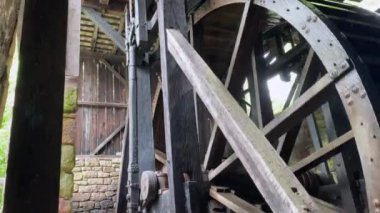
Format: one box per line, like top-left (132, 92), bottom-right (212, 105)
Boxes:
top-left (91, 124), bottom-right (126, 155)
top-left (127, 44), bottom-right (139, 213)
top-left (291, 130), bottom-right (354, 174)
top-left (134, 0), bottom-right (148, 47)
top-left (78, 101), bottom-right (128, 108)
top-left (82, 7), bottom-right (125, 51)
top-left (167, 29), bottom-right (320, 212)
top-left (209, 186), bottom-right (262, 213)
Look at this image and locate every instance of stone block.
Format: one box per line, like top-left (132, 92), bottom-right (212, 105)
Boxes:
top-left (82, 167), bottom-right (92, 171)
top-left (74, 184), bottom-right (79, 192)
top-left (90, 210), bottom-right (106, 213)
top-left (110, 172), bottom-right (119, 177)
top-left (97, 185), bottom-right (108, 192)
top-left (76, 159), bottom-right (84, 167)
top-left (80, 201), bottom-right (95, 210)
top-left (60, 172), bottom-right (74, 199)
top-left (92, 167), bottom-right (102, 171)
top-left (74, 172), bottom-right (83, 181)
top-left (98, 172), bottom-right (110, 178)
top-left (73, 193), bottom-right (91, 202)
top-left (105, 191), bottom-right (116, 197)
top-left (63, 87), bottom-right (78, 113)
top-left (103, 167), bottom-right (114, 173)
top-left (79, 185), bottom-right (98, 193)
top-left (94, 203), bottom-right (101, 209)
top-left (107, 184), bottom-right (117, 191)
top-left (100, 200), bottom-right (114, 209)
top-left (76, 180), bottom-right (88, 185)
top-left (72, 167), bottom-right (81, 172)
top-left (85, 158), bottom-right (99, 166)
top-left (111, 158), bottom-right (121, 163)
top-left (62, 118), bottom-right (76, 144)
top-left (61, 144), bottom-right (75, 172)
top-left (103, 178), bottom-right (111, 184)
top-left (90, 193), bottom-right (106, 201)
top-left (88, 178), bottom-right (103, 185)
top-left (72, 201), bottom-right (79, 209)
top-left (99, 160), bottom-right (112, 166)
top-left (83, 171), bottom-right (98, 178)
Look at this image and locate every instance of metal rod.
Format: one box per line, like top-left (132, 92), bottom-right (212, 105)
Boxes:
top-left (127, 44), bottom-right (139, 212)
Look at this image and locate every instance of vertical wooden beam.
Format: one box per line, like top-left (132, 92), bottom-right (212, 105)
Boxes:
top-left (157, 0), bottom-right (202, 211)
top-left (65, 0), bottom-right (81, 81)
top-left (3, 0), bottom-right (68, 211)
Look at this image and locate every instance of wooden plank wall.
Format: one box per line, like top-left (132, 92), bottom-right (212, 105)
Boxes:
top-left (76, 57), bottom-right (127, 155)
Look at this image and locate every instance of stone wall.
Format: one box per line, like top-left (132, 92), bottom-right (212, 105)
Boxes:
top-left (72, 156), bottom-right (121, 212)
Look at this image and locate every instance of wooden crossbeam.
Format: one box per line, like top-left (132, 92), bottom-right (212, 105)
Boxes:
top-left (82, 7), bottom-right (125, 51)
top-left (78, 101), bottom-right (127, 108)
top-left (167, 29), bottom-right (321, 212)
top-left (91, 124), bottom-right (125, 155)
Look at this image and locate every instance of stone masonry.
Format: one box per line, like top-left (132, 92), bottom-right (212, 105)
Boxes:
top-left (72, 156), bottom-right (121, 212)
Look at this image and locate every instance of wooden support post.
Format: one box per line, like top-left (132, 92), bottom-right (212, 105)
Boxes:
top-left (157, 0), bottom-right (203, 211)
top-left (3, 0), bottom-right (68, 211)
top-left (167, 29), bottom-right (321, 212)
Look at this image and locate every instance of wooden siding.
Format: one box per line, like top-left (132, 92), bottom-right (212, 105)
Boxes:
top-left (76, 58), bottom-right (127, 155)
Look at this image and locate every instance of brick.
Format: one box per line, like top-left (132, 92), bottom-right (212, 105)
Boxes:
top-left (111, 158), bottom-right (121, 163)
top-left (110, 172), bottom-right (119, 177)
top-left (90, 193), bottom-right (106, 201)
top-left (73, 193), bottom-right (91, 202)
top-left (90, 210), bottom-right (106, 213)
top-left (76, 180), bottom-right (88, 185)
top-left (74, 184), bottom-right (79, 193)
top-left (72, 201), bottom-right (79, 209)
top-left (99, 160), bottom-right (112, 166)
top-left (79, 185), bottom-right (98, 193)
top-left (103, 179), bottom-right (111, 184)
top-left (72, 167), bottom-right (81, 172)
top-left (76, 159), bottom-right (84, 167)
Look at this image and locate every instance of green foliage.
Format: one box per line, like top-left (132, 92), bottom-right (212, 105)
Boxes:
top-left (63, 88), bottom-right (77, 114)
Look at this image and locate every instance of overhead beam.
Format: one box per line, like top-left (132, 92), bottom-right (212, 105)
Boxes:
top-left (167, 29), bottom-right (321, 212)
top-left (99, 59), bottom-right (127, 85)
top-left (82, 7), bottom-right (125, 51)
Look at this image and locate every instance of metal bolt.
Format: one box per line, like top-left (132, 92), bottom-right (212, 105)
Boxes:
top-left (347, 99), bottom-right (353, 106)
top-left (352, 86), bottom-right (359, 94)
top-left (361, 92), bottom-right (367, 98)
top-left (301, 24), bottom-right (307, 30)
top-left (305, 28), bottom-right (310, 34)
top-left (329, 70), bottom-right (338, 79)
top-left (313, 16), bottom-right (318, 22)
top-left (307, 16), bottom-right (312, 22)
top-left (344, 92), bottom-right (350, 99)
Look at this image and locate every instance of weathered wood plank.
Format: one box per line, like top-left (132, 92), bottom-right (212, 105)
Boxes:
top-left (209, 186), bottom-right (262, 213)
top-left (208, 154), bottom-right (238, 181)
top-left (91, 124), bottom-right (125, 155)
top-left (99, 59), bottom-right (127, 85)
top-left (167, 29), bottom-right (320, 212)
top-left (4, 0), bottom-right (68, 211)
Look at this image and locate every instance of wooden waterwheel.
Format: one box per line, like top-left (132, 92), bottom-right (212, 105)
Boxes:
top-left (119, 0), bottom-right (380, 212)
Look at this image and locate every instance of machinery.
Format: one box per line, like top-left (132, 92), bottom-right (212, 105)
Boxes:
top-left (120, 0), bottom-right (380, 212)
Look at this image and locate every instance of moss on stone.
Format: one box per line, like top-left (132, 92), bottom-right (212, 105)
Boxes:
top-left (60, 171), bottom-right (74, 199)
top-left (63, 87), bottom-right (77, 114)
top-left (61, 144), bottom-right (75, 173)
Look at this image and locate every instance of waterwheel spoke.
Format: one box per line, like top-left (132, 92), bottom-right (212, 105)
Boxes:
top-left (208, 154), bottom-right (238, 181)
top-left (167, 29), bottom-right (321, 211)
top-left (291, 130), bottom-right (354, 174)
top-left (203, 1), bottom-right (264, 169)
top-left (263, 74), bottom-right (335, 141)
top-left (209, 186), bottom-right (263, 213)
